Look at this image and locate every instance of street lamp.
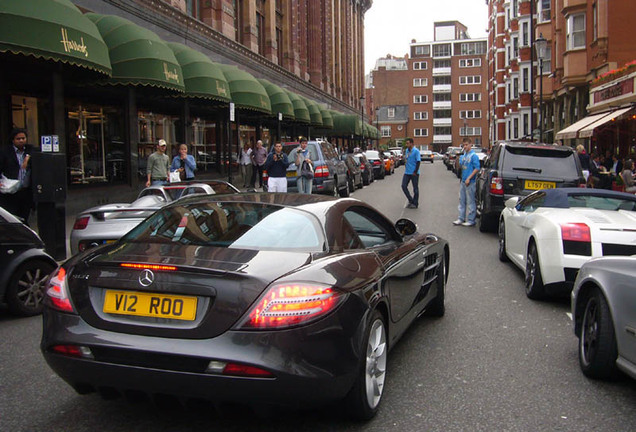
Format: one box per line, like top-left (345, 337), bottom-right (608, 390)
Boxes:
top-left (360, 95), bottom-right (365, 149)
top-left (535, 33), bottom-right (548, 143)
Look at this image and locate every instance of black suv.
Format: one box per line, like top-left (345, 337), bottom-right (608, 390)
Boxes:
top-left (476, 142), bottom-right (585, 232)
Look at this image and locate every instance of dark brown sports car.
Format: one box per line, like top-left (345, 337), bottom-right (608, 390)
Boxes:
top-left (41, 193), bottom-right (449, 419)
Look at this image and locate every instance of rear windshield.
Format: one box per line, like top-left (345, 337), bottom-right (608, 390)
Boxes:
top-left (364, 151), bottom-right (381, 159)
top-left (283, 144), bottom-right (319, 164)
top-left (504, 147), bottom-right (578, 177)
top-left (121, 202), bottom-right (325, 251)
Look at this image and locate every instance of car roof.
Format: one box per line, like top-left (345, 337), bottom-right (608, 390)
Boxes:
top-left (497, 141), bottom-right (574, 152)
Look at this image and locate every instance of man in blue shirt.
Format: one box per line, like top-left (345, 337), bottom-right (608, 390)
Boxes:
top-left (453, 138), bottom-right (480, 226)
top-left (401, 138), bottom-right (420, 209)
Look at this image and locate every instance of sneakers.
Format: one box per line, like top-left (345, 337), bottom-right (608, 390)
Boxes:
top-left (452, 219), bottom-right (464, 225)
top-left (461, 221), bottom-right (476, 227)
top-left (406, 203), bottom-right (418, 209)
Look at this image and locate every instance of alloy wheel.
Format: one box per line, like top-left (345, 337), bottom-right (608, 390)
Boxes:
top-left (364, 318), bottom-right (387, 409)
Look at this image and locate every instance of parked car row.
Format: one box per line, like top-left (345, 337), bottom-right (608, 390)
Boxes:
top-left (470, 140), bottom-right (636, 384)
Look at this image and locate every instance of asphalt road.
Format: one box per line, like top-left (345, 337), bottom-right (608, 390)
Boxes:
top-left (1, 161), bottom-right (635, 431)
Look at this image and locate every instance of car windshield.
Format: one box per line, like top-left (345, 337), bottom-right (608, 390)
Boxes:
top-left (566, 195), bottom-right (636, 211)
top-left (365, 151), bottom-right (380, 159)
top-left (121, 202), bottom-right (325, 251)
top-left (505, 147), bottom-right (578, 177)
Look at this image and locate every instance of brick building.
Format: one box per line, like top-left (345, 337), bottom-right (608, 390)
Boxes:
top-left (488, 0), bottom-right (636, 159)
top-left (2, 0), bottom-right (371, 216)
top-left (370, 22), bottom-right (489, 152)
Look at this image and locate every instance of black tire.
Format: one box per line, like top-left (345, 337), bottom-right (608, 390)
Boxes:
top-left (357, 175), bottom-right (363, 189)
top-left (446, 163), bottom-right (451, 171)
top-left (347, 174), bottom-right (354, 193)
top-left (525, 242), bottom-right (546, 300)
top-left (338, 177), bottom-right (350, 197)
top-left (363, 173), bottom-right (370, 186)
top-left (345, 310), bottom-right (387, 420)
top-left (498, 219), bottom-right (509, 262)
top-left (579, 289), bottom-right (618, 379)
top-left (6, 259), bottom-right (56, 316)
top-left (425, 253), bottom-right (446, 317)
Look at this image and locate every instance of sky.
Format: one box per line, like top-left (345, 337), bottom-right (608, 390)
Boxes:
top-left (364, 0), bottom-right (489, 74)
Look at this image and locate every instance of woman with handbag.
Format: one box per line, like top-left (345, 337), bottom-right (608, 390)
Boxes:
top-left (170, 144), bottom-right (196, 182)
top-left (295, 138), bottom-right (313, 194)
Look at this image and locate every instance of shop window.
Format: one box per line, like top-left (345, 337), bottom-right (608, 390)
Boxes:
top-left (191, 119), bottom-right (218, 172)
top-left (67, 104), bottom-right (125, 184)
top-left (138, 112), bottom-right (180, 178)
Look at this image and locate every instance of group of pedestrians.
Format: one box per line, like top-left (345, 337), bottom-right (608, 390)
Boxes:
top-left (577, 145), bottom-right (636, 193)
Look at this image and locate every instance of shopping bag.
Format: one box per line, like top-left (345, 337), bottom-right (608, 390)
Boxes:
top-left (0, 174), bottom-right (20, 194)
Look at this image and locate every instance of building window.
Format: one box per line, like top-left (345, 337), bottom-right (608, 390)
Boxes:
top-left (433, 76), bottom-right (452, 85)
top-left (521, 67), bottom-right (529, 93)
top-left (434, 126), bottom-right (452, 135)
top-left (460, 110), bottom-right (482, 119)
top-left (460, 42), bottom-right (486, 55)
top-left (381, 126), bottom-right (391, 137)
top-left (460, 93), bottom-right (481, 102)
top-left (234, 0), bottom-right (243, 43)
top-left (567, 13), bottom-right (586, 50)
top-left (460, 127), bottom-right (482, 136)
top-left (433, 110), bottom-right (452, 119)
top-left (459, 75), bottom-right (481, 85)
top-left (539, 0), bottom-right (551, 23)
top-left (541, 47), bottom-right (552, 75)
top-left (434, 93), bottom-right (452, 102)
top-left (185, 0), bottom-right (200, 19)
top-left (522, 21), bottom-right (529, 47)
top-left (413, 61), bottom-right (428, 70)
top-left (513, 77), bottom-right (519, 99)
top-left (387, 107), bottom-right (395, 118)
top-left (414, 128), bottom-right (428, 137)
top-left (513, 117), bottom-right (519, 139)
top-left (413, 95), bottom-right (428, 104)
top-left (512, 0), bottom-right (518, 18)
top-left (276, 2), bottom-right (284, 66)
top-left (523, 112), bottom-right (529, 137)
top-left (432, 44), bottom-right (451, 57)
top-left (414, 112), bottom-right (428, 120)
top-left (512, 36), bottom-right (519, 58)
top-left (459, 58), bottom-right (481, 68)
top-left (413, 78), bottom-right (428, 87)
top-left (593, 2), bottom-right (598, 41)
top-left (413, 45), bottom-right (430, 56)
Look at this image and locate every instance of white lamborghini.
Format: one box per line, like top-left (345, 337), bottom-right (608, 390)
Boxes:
top-left (498, 188), bottom-right (636, 299)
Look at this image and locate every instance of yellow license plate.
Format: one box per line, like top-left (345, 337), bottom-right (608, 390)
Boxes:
top-left (525, 180), bottom-right (556, 190)
top-left (286, 171), bottom-right (296, 177)
top-left (103, 290), bottom-right (197, 321)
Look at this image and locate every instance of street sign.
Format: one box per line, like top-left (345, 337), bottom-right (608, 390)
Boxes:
top-left (40, 135), bottom-right (60, 152)
top-left (230, 102), bottom-right (235, 122)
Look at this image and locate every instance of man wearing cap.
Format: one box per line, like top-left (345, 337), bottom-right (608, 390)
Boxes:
top-left (146, 139), bottom-right (170, 187)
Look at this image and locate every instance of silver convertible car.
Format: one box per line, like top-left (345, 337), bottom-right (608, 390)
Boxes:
top-left (70, 181), bottom-right (239, 255)
top-left (572, 256), bottom-right (636, 381)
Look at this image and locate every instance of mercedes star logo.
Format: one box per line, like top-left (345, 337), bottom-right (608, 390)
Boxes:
top-left (139, 269), bottom-right (155, 287)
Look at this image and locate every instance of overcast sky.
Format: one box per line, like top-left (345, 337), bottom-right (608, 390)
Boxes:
top-left (364, 0), bottom-right (489, 74)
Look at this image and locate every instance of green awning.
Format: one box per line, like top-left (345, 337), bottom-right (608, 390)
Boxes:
top-left (332, 113), bottom-right (362, 136)
top-left (167, 42), bottom-right (230, 102)
top-left (319, 108), bottom-right (333, 129)
top-left (283, 89), bottom-right (310, 124)
top-left (257, 79), bottom-right (295, 120)
top-left (217, 64), bottom-right (271, 114)
top-left (86, 13), bottom-right (184, 92)
top-left (0, 0), bottom-right (111, 75)
top-left (301, 97), bottom-right (323, 127)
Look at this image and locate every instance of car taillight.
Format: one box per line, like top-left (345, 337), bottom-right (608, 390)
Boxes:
top-left (561, 223), bottom-right (591, 242)
top-left (120, 263), bottom-right (177, 271)
top-left (360, 163), bottom-right (365, 170)
top-left (238, 283), bottom-right (346, 329)
top-left (73, 216), bottom-right (89, 230)
top-left (314, 165), bottom-right (329, 178)
top-left (490, 177), bottom-right (503, 195)
top-left (561, 223), bottom-right (592, 256)
top-left (373, 160), bottom-right (380, 166)
top-left (205, 360), bottom-right (274, 378)
top-left (51, 344), bottom-right (93, 359)
top-left (46, 267), bottom-right (76, 313)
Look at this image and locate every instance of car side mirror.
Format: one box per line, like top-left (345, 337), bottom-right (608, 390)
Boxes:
top-left (395, 218), bottom-right (417, 236)
top-left (505, 197), bottom-right (519, 209)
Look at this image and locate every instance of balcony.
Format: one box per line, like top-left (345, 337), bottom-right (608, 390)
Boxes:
top-left (433, 118), bottom-right (452, 127)
top-left (433, 101), bottom-right (452, 110)
top-left (433, 134), bottom-right (453, 143)
top-left (432, 67), bottom-right (452, 76)
top-left (433, 84), bottom-right (452, 93)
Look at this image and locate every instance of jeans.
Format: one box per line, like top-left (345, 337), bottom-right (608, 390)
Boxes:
top-left (297, 176), bottom-right (313, 194)
top-left (458, 180), bottom-right (476, 223)
top-left (239, 164), bottom-right (252, 187)
top-left (151, 180), bottom-right (167, 186)
top-left (401, 174), bottom-right (419, 206)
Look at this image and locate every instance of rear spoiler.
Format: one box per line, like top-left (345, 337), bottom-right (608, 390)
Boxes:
top-left (89, 207), bottom-right (163, 221)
